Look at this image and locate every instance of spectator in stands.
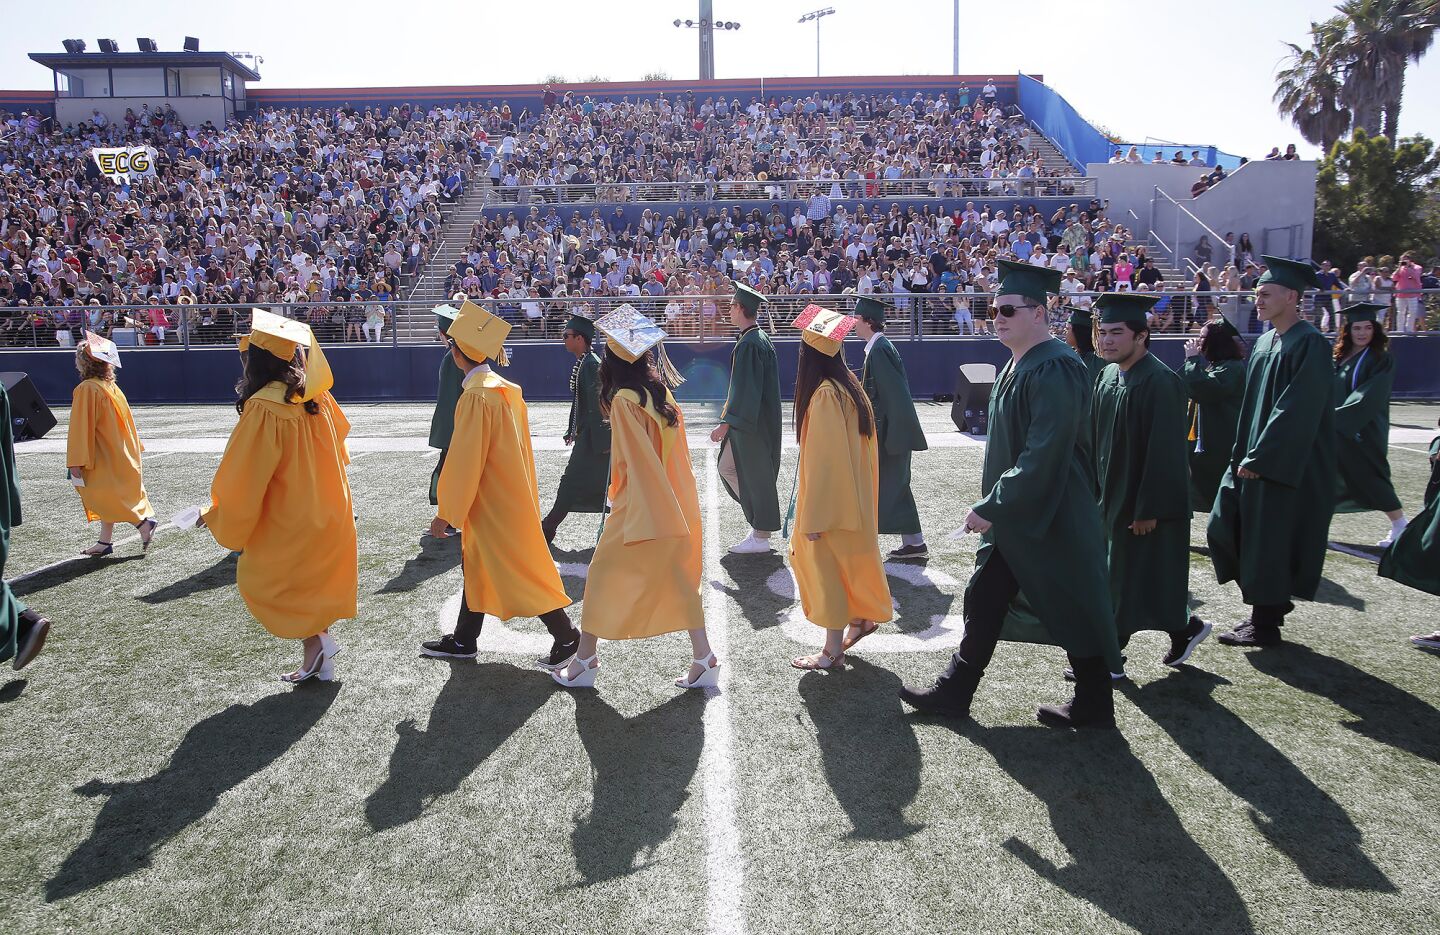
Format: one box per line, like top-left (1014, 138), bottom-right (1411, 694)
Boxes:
top-left (1314, 260), bottom-right (1343, 332)
top-left (1393, 254), bottom-right (1424, 333)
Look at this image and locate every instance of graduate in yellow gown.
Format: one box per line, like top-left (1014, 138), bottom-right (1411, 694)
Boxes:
top-left (552, 305), bottom-right (718, 690)
top-left (787, 304), bottom-right (893, 671)
top-left (66, 331), bottom-right (157, 557)
top-left (198, 309), bottom-right (357, 684)
top-left (419, 300), bottom-right (582, 670)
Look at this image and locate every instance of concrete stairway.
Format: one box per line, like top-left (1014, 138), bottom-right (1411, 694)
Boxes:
top-left (398, 182), bottom-right (493, 341)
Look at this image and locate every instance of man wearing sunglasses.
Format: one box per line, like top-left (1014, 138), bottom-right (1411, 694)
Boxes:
top-left (901, 260), bottom-right (1123, 729)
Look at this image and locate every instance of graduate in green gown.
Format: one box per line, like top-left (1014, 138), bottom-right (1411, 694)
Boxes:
top-left (1332, 303), bottom-right (1408, 548)
top-left (542, 313), bottom-right (611, 543)
top-left (1207, 256), bottom-right (1336, 647)
top-left (854, 295), bottom-right (929, 558)
top-left (1379, 421), bottom-right (1440, 651)
top-left (713, 283), bottom-right (782, 553)
top-left (1091, 292), bottom-right (1211, 671)
top-left (1063, 306), bottom-right (1105, 385)
top-left (1180, 319), bottom-right (1247, 512)
top-left (427, 300), bottom-right (466, 536)
top-left (900, 260), bottom-right (1123, 730)
top-left (0, 382), bottom-right (51, 672)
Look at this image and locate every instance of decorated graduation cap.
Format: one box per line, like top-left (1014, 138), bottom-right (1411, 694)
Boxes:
top-left (433, 303), bottom-right (459, 335)
top-left (595, 304), bottom-right (666, 362)
top-left (791, 303), bottom-right (858, 357)
top-left (995, 258), bottom-right (1062, 305)
top-left (243, 308), bottom-right (334, 402)
top-left (565, 313), bottom-right (596, 341)
top-left (1095, 292), bottom-right (1160, 324)
top-left (1339, 302), bottom-right (1389, 325)
top-left (732, 282), bottom-right (768, 316)
top-left (1256, 255), bottom-right (1319, 292)
top-left (853, 294), bottom-right (892, 327)
top-left (81, 330), bottom-right (122, 368)
top-left (448, 299), bottom-right (512, 366)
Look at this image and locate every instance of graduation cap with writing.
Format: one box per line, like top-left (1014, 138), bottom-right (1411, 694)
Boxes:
top-left (448, 299), bottom-right (511, 366)
top-left (595, 304), bottom-right (667, 363)
top-left (433, 303), bottom-right (459, 336)
top-left (1257, 255), bottom-right (1319, 292)
top-left (1095, 292), bottom-right (1160, 324)
top-left (732, 282), bottom-right (768, 315)
top-left (995, 259), bottom-right (1062, 305)
top-left (241, 308), bottom-right (334, 402)
top-left (853, 295), bottom-right (892, 327)
top-left (791, 303), bottom-right (858, 357)
top-left (565, 312), bottom-right (596, 341)
top-left (81, 330), bottom-right (122, 368)
top-left (1339, 302), bottom-right (1388, 325)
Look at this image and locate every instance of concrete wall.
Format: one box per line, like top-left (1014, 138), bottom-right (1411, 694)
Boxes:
top-left (55, 95), bottom-right (232, 129)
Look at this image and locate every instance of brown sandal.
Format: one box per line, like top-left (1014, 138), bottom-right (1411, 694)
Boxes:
top-left (841, 620), bottom-right (880, 653)
top-left (791, 648), bottom-right (845, 671)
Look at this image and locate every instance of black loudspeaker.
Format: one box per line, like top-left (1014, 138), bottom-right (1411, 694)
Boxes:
top-left (1, 373), bottom-right (57, 441)
top-left (183, 36), bottom-right (200, 52)
top-left (950, 363), bottom-right (997, 436)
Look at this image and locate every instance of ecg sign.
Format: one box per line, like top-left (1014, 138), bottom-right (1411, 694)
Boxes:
top-left (91, 147), bottom-right (156, 183)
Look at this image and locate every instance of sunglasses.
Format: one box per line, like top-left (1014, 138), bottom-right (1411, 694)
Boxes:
top-left (990, 303), bottom-right (1036, 319)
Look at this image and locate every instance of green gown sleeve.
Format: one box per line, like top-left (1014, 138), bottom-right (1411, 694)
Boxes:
top-left (723, 339), bottom-right (764, 435)
top-left (575, 354), bottom-right (609, 453)
top-left (1333, 352), bottom-right (1395, 438)
top-left (870, 341), bottom-right (928, 455)
top-left (1239, 331), bottom-right (1333, 487)
top-left (974, 363), bottom-right (1080, 529)
top-left (1180, 355), bottom-right (1245, 403)
top-left (1134, 367), bottom-right (1191, 521)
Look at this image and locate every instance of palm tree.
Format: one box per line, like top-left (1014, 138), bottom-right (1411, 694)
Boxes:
top-left (1275, 21), bottom-right (1353, 153)
top-left (1332, 0), bottom-right (1436, 140)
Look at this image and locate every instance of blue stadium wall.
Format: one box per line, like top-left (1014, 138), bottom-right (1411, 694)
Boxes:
top-left (5, 336), bottom-right (1438, 410)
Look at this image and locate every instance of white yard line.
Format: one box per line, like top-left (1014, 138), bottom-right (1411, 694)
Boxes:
top-left (701, 449), bottom-right (746, 935)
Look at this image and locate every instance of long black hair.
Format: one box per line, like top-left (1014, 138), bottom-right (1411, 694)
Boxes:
top-left (794, 341), bottom-right (874, 441)
top-left (598, 348), bottom-right (680, 427)
top-left (1069, 318), bottom-right (1095, 356)
top-left (235, 346), bottom-right (319, 415)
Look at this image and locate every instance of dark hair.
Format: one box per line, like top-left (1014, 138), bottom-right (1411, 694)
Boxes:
top-left (1199, 321), bottom-right (1245, 362)
top-left (1333, 317), bottom-right (1388, 363)
top-left (1069, 318), bottom-right (1095, 356)
top-left (1117, 318), bottom-right (1151, 348)
top-left (598, 349), bottom-right (679, 427)
top-left (236, 346), bottom-right (319, 415)
top-left (793, 342), bottom-right (874, 441)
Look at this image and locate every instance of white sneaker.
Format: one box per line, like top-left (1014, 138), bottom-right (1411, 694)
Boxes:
top-left (728, 533), bottom-right (774, 554)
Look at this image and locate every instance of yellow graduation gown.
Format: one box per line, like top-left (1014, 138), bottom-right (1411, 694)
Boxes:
top-left (66, 378), bottom-right (152, 524)
top-left (582, 388), bottom-right (704, 640)
top-left (789, 381), bottom-right (893, 630)
top-left (438, 369), bottom-right (569, 620)
top-left (204, 385), bottom-right (358, 640)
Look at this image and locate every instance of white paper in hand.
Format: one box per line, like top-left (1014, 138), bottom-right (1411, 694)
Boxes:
top-left (171, 506), bottom-right (203, 530)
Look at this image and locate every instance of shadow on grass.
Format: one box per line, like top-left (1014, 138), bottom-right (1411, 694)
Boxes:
top-left (11, 554), bottom-right (145, 598)
top-left (137, 553), bottom-right (238, 604)
top-left (799, 658), bottom-right (923, 841)
top-left (0, 678), bottom-right (26, 703)
top-left (884, 566), bottom-right (957, 636)
top-left (1247, 644), bottom-right (1440, 766)
top-left (717, 551), bottom-right (787, 629)
top-left (967, 723), bottom-right (1256, 935)
top-left (571, 691), bottom-right (705, 886)
top-left (376, 535), bottom-right (462, 594)
top-left (365, 662), bottom-right (556, 832)
top-left (1130, 670), bottom-right (1394, 892)
top-left (46, 682), bottom-right (339, 902)
top-left (1312, 576), bottom-right (1365, 610)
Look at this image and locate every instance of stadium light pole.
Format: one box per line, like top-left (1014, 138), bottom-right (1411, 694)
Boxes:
top-left (953, 0), bottom-right (960, 74)
top-left (797, 8), bottom-right (835, 78)
top-left (673, 2), bottom-right (742, 80)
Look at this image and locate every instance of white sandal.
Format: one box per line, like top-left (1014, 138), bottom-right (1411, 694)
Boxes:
top-left (675, 653), bottom-right (720, 689)
top-left (552, 654), bottom-right (599, 688)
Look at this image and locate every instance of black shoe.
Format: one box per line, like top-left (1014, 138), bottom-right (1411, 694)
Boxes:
top-left (888, 543), bottom-right (929, 559)
top-left (12, 612), bottom-right (51, 671)
top-left (898, 658), bottom-right (983, 717)
top-left (1040, 656), bottom-right (1117, 729)
top-left (1217, 621), bottom-right (1282, 647)
top-left (1163, 616), bottom-right (1213, 666)
top-left (536, 634), bottom-right (580, 672)
top-left (420, 634), bottom-right (478, 659)
top-left (1062, 655), bottom-right (1126, 682)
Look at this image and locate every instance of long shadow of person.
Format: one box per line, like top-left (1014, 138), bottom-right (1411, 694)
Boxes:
top-left (969, 723), bottom-right (1255, 935)
top-left (376, 535), bottom-right (462, 594)
top-left (137, 553), bottom-right (238, 604)
top-left (570, 691), bottom-right (706, 886)
top-left (883, 564), bottom-right (957, 637)
top-left (1312, 576), bottom-right (1365, 610)
top-left (716, 551), bottom-right (788, 630)
top-left (798, 659), bottom-right (923, 840)
top-left (12, 554), bottom-right (144, 598)
top-left (1129, 671), bottom-right (1394, 892)
top-left (365, 663), bottom-right (557, 832)
top-left (46, 683), bottom-right (339, 902)
top-left (1247, 644), bottom-right (1440, 766)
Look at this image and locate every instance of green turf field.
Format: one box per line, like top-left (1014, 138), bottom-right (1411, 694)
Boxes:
top-left (2, 401), bottom-right (1438, 935)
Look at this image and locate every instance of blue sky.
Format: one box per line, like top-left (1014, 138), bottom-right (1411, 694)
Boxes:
top-left (2, 0), bottom-right (1435, 159)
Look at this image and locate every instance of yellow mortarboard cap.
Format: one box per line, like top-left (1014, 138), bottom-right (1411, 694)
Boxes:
top-left (246, 308), bottom-right (333, 402)
top-left (449, 299), bottom-right (511, 366)
top-left (81, 330), bottom-right (122, 368)
top-left (791, 303), bottom-right (857, 357)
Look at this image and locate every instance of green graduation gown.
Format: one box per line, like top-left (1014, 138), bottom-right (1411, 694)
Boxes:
top-left (862, 335), bottom-right (927, 535)
top-left (1207, 320), bottom-right (1336, 605)
top-left (0, 384), bottom-right (29, 665)
top-left (1081, 351), bottom-right (1106, 385)
top-left (1180, 355), bottom-right (1246, 513)
top-left (1333, 348), bottom-right (1401, 513)
top-left (1092, 353), bottom-right (1192, 643)
top-left (1379, 435), bottom-right (1440, 596)
top-left (552, 351), bottom-right (611, 513)
top-left (428, 351), bottom-right (465, 506)
top-left (975, 338), bottom-right (1123, 671)
top-left (720, 325), bottom-right (782, 531)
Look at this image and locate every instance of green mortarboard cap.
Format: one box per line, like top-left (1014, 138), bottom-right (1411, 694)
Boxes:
top-left (433, 303), bottom-right (459, 335)
top-left (854, 294), bottom-right (892, 325)
top-left (1066, 306), bottom-right (1093, 329)
top-left (1339, 302), bottom-right (1388, 324)
top-left (1204, 317), bottom-right (1242, 341)
top-left (995, 259), bottom-right (1062, 305)
top-left (732, 282), bottom-right (768, 315)
top-left (1256, 255), bottom-right (1319, 292)
top-left (565, 314), bottom-right (596, 340)
top-left (1095, 292), bottom-right (1160, 324)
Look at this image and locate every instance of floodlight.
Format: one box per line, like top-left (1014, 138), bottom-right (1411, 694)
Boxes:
top-left (62, 39), bottom-right (86, 54)
top-left (183, 36), bottom-right (200, 52)
top-left (137, 38), bottom-right (158, 53)
top-left (97, 39), bottom-right (118, 54)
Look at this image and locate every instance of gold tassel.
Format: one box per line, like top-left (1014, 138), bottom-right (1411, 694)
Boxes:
top-left (655, 342), bottom-right (686, 387)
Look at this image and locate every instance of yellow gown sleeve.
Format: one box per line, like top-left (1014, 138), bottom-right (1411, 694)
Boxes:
top-left (437, 391), bottom-right (489, 528)
top-left (510, 388), bottom-right (541, 503)
top-left (205, 404), bottom-right (284, 552)
top-left (612, 395), bottom-right (690, 545)
top-left (66, 382), bottom-right (98, 470)
top-left (795, 386), bottom-right (864, 536)
top-left (317, 391), bottom-right (352, 465)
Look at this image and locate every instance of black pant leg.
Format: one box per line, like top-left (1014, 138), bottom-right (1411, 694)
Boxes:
top-left (1251, 601), bottom-right (1294, 628)
top-left (538, 607), bottom-right (578, 643)
top-left (951, 547), bottom-right (1022, 672)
